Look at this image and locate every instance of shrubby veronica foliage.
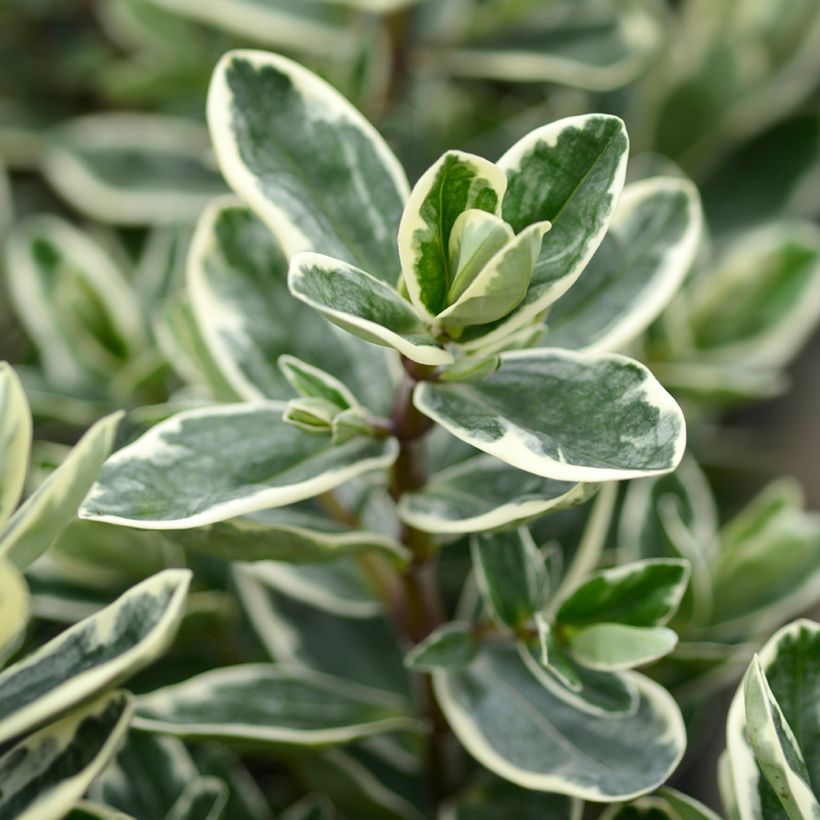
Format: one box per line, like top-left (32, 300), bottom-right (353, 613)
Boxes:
top-left (1, 2), bottom-right (820, 818)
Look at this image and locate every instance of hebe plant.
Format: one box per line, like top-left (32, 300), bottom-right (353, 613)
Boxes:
top-left (1, 44), bottom-right (819, 820)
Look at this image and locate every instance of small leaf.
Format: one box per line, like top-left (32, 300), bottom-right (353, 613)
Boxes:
top-left (567, 624), bottom-right (678, 671)
top-left (405, 622), bottom-right (478, 671)
top-left (135, 664), bottom-right (420, 746)
top-left (80, 403), bottom-right (398, 529)
top-left (289, 252), bottom-right (453, 366)
top-left (472, 528), bottom-right (548, 630)
top-left (398, 150), bottom-right (507, 320)
top-left (0, 569), bottom-right (190, 743)
top-left (0, 691), bottom-right (133, 820)
top-left (415, 349), bottom-right (685, 483)
top-left (0, 363), bottom-right (31, 529)
top-left (556, 559), bottom-right (690, 628)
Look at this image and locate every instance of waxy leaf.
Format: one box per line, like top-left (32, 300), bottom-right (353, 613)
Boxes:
top-left (43, 113), bottom-right (225, 224)
top-left (726, 619), bottom-right (820, 820)
top-left (80, 403), bottom-right (398, 529)
top-left (546, 177), bottom-right (702, 353)
top-left (0, 411), bottom-right (122, 569)
top-left (289, 252), bottom-right (453, 366)
top-left (0, 691), bottom-right (133, 820)
top-left (399, 454), bottom-right (585, 534)
top-left (567, 624), bottom-right (678, 671)
top-left (472, 528), bottom-right (548, 630)
top-left (415, 349), bottom-right (686, 483)
top-left (208, 50), bottom-right (408, 281)
top-left (0, 363), bottom-right (31, 529)
top-left (458, 115), bottom-right (629, 351)
top-left (188, 200), bottom-right (393, 411)
top-left (556, 559), bottom-right (690, 628)
top-left (136, 664), bottom-right (419, 745)
top-left (405, 622), bottom-right (478, 672)
top-left (435, 643), bottom-right (685, 799)
top-left (0, 557), bottom-right (28, 662)
top-left (398, 150), bottom-right (507, 320)
top-left (0, 569), bottom-right (190, 743)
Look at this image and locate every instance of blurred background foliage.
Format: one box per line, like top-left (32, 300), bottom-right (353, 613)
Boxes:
top-left (1, 0), bottom-right (820, 813)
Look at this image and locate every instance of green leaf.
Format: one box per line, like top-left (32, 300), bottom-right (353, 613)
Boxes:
top-left (437, 222), bottom-right (550, 330)
top-left (0, 411), bottom-right (122, 569)
top-left (289, 252), bottom-right (453, 365)
top-left (545, 177), bottom-right (702, 353)
top-left (5, 216), bottom-right (144, 392)
top-left (556, 559), bottom-right (690, 628)
top-left (443, 0), bottom-right (662, 91)
top-left (188, 200), bottom-right (393, 410)
top-left (472, 528), bottom-right (548, 630)
top-left (43, 113), bottom-right (225, 224)
top-left (135, 664), bottom-right (420, 746)
top-left (435, 642), bottom-right (685, 799)
top-left (399, 454), bottom-right (586, 534)
top-left (442, 773), bottom-right (581, 819)
top-left (458, 114), bottom-right (629, 351)
top-left (567, 624), bottom-right (678, 671)
top-left (726, 619), bottom-right (820, 820)
top-left (175, 506), bottom-right (407, 565)
top-left (0, 363), bottom-right (31, 529)
top-left (398, 150), bottom-right (507, 320)
top-left (0, 569), bottom-right (190, 743)
top-left (415, 349), bottom-right (685, 482)
top-left (0, 691), bottom-right (133, 820)
top-left (208, 50), bottom-right (408, 281)
top-left (80, 403), bottom-right (398, 529)
top-left (743, 655), bottom-right (819, 820)
top-left (405, 622), bottom-right (478, 671)
top-left (0, 556), bottom-right (28, 663)
top-left (166, 777), bottom-right (229, 820)
top-left (687, 223), bottom-right (820, 369)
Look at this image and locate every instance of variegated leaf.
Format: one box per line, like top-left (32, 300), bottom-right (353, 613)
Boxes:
top-left (458, 115), bottom-right (629, 351)
top-left (135, 664), bottom-right (420, 745)
top-left (414, 349), bottom-right (685, 483)
top-left (398, 454), bottom-right (586, 534)
top-left (80, 403), bottom-right (398, 529)
top-left (435, 642), bottom-right (685, 799)
top-left (0, 362), bottom-right (31, 529)
top-left (398, 150), bottom-right (507, 321)
top-left (289, 252), bottom-right (452, 365)
top-left (545, 177), bottom-right (702, 353)
top-left (208, 50), bottom-right (408, 281)
top-left (0, 569), bottom-right (190, 743)
top-left (0, 411), bottom-right (122, 569)
top-left (0, 691), bottom-right (133, 820)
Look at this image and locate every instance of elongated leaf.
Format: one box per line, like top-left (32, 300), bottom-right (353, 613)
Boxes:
top-left (435, 642), bottom-right (685, 799)
top-left (405, 622), bottom-right (478, 672)
top-left (0, 569), bottom-right (190, 743)
top-left (0, 411), bottom-right (122, 569)
top-left (289, 252), bottom-right (452, 366)
top-left (135, 664), bottom-right (419, 745)
top-left (0, 556), bottom-right (28, 662)
top-left (398, 150), bottom-right (507, 320)
top-left (399, 454), bottom-right (585, 534)
top-left (545, 177), bottom-right (702, 353)
top-left (556, 559), bottom-right (690, 628)
top-left (208, 50), bottom-right (408, 280)
top-left (567, 624), bottom-right (678, 671)
top-left (0, 691), bottom-right (133, 820)
top-left (80, 403), bottom-right (398, 529)
top-left (726, 619), bottom-right (820, 820)
top-left (442, 773), bottom-right (581, 819)
top-left (472, 528), bottom-right (548, 630)
top-left (43, 113), bottom-right (225, 224)
top-left (458, 115), bottom-right (629, 351)
top-left (415, 349), bottom-right (685, 482)
top-left (188, 199), bottom-right (393, 411)
top-left (0, 363), bottom-right (31, 529)
top-left (743, 656), bottom-right (819, 819)
top-left (166, 777), bottom-right (229, 820)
